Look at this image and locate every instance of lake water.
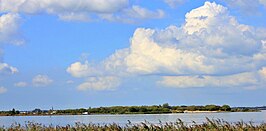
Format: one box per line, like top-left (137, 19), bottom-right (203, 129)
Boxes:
top-left (0, 110), bottom-right (266, 127)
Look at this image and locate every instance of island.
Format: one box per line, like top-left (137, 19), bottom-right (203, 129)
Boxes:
top-left (0, 104), bottom-right (262, 116)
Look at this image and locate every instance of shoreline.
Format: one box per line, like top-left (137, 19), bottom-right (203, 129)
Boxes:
top-left (184, 110), bottom-right (220, 113)
top-left (0, 110), bottom-right (261, 117)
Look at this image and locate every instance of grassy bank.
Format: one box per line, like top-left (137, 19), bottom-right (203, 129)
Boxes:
top-left (0, 118), bottom-right (265, 131)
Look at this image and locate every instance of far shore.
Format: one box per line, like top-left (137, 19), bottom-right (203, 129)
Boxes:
top-left (1, 104), bottom-right (263, 116)
top-left (0, 110), bottom-right (262, 117)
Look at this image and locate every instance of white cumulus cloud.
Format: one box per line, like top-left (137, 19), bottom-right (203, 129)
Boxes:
top-left (124, 28), bottom-right (213, 75)
top-left (67, 61), bottom-right (102, 78)
top-left (32, 75), bottom-right (53, 87)
top-left (67, 1), bottom-right (266, 90)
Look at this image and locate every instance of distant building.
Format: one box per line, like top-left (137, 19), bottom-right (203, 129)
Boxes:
top-left (20, 111), bottom-right (27, 114)
top-left (82, 112), bottom-right (89, 115)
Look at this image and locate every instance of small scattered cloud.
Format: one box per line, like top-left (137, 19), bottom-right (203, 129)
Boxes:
top-left (14, 82), bottom-right (27, 87)
top-left (164, 0), bottom-right (186, 8)
top-left (66, 80), bottom-right (74, 84)
top-left (58, 13), bottom-right (90, 22)
top-left (223, 0), bottom-right (266, 14)
top-left (78, 76), bottom-right (120, 91)
top-left (66, 61), bottom-right (101, 78)
top-left (0, 63), bottom-right (18, 75)
top-left (124, 5), bottom-right (164, 19)
top-left (99, 5), bottom-right (165, 23)
top-left (159, 67), bottom-right (266, 89)
top-left (158, 72), bottom-right (261, 89)
top-left (32, 75), bottom-right (53, 87)
top-left (0, 86), bottom-right (7, 94)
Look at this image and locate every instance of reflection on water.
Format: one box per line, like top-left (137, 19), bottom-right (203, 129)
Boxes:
top-left (0, 110), bottom-right (265, 126)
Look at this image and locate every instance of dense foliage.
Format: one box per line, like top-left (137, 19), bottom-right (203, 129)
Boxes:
top-left (50, 104), bottom-right (232, 115)
top-left (55, 104), bottom-right (257, 115)
top-left (0, 118), bottom-right (265, 131)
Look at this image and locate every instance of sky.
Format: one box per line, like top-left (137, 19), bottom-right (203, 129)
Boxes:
top-left (0, 0), bottom-right (266, 110)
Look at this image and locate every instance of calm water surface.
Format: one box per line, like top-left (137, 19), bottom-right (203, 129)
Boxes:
top-left (0, 110), bottom-right (266, 126)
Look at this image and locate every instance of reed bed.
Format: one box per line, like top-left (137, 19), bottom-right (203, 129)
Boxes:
top-left (0, 118), bottom-right (265, 131)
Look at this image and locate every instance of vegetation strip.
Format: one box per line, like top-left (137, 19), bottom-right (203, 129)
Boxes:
top-left (0, 118), bottom-right (265, 130)
top-left (0, 104), bottom-right (261, 116)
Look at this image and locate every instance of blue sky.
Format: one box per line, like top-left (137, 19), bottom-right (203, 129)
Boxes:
top-left (1, 0), bottom-right (266, 110)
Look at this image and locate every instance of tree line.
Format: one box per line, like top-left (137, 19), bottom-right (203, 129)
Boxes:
top-left (0, 104), bottom-right (259, 116)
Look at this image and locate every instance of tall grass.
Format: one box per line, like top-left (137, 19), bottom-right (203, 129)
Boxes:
top-left (0, 118), bottom-right (265, 131)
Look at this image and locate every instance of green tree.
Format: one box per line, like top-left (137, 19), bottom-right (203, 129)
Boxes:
top-left (162, 103), bottom-right (170, 109)
top-left (187, 106), bottom-right (197, 111)
top-left (128, 107), bottom-right (138, 112)
top-left (139, 106), bottom-right (148, 112)
top-left (9, 108), bottom-right (19, 115)
top-left (205, 105), bottom-right (220, 111)
top-left (221, 105), bottom-right (231, 111)
top-left (11, 108), bottom-right (16, 115)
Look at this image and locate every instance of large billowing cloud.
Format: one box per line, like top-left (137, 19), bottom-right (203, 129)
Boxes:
top-left (0, 0), bottom-right (164, 22)
top-left (67, 1), bottom-right (266, 90)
